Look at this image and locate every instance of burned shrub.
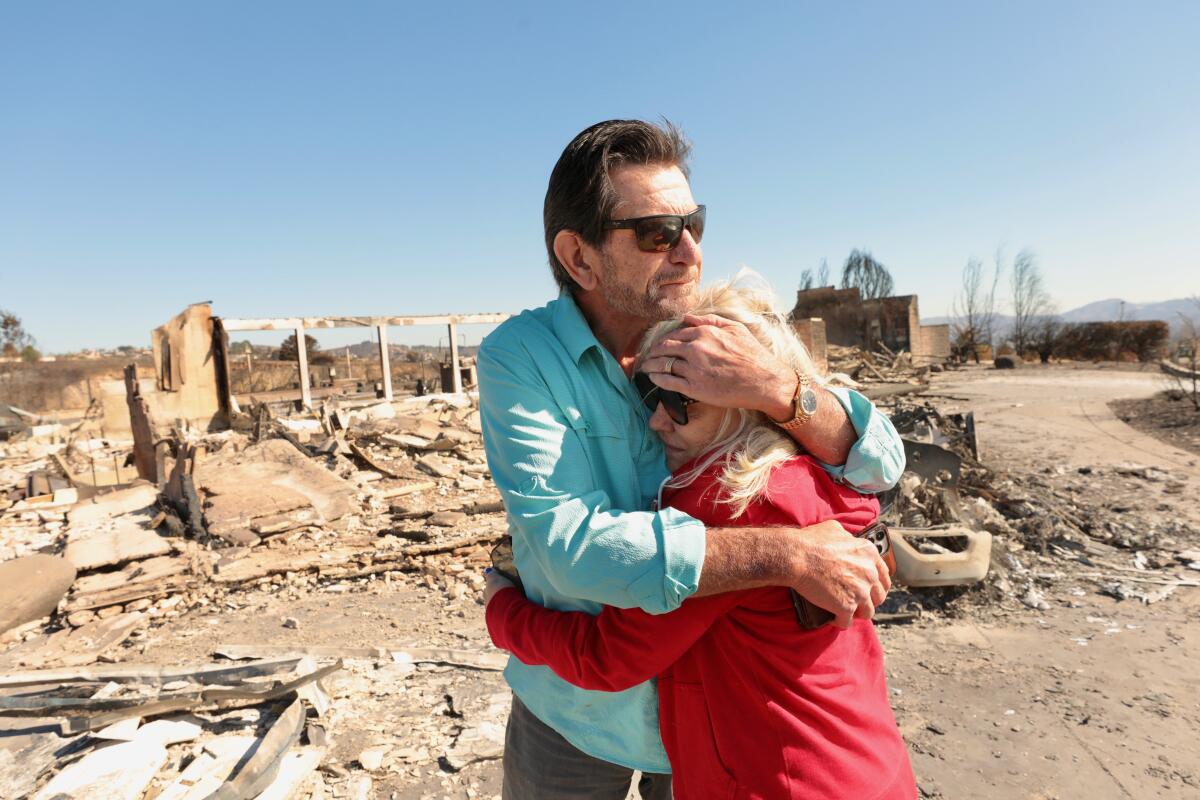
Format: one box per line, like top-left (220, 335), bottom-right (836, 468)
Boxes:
top-left (1055, 320), bottom-right (1168, 362)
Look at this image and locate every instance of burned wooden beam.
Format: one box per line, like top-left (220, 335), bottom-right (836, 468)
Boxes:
top-left (0, 656), bottom-right (305, 689)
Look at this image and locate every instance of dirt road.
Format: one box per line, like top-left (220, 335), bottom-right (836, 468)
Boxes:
top-left (928, 364), bottom-right (1198, 474)
top-left (886, 365), bottom-right (1200, 799)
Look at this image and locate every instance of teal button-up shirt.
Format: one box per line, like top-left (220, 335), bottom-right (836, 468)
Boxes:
top-left (477, 292), bottom-right (905, 773)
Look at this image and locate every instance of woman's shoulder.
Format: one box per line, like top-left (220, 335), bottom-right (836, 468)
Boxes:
top-left (764, 454), bottom-right (834, 492)
top-left (760, 455), bottom-right (881, 529)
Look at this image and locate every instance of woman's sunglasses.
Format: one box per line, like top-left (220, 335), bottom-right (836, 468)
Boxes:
top-left (603, 205), bottom-right (706, 253)
top-left (633, 372), bottom-right (695, 425)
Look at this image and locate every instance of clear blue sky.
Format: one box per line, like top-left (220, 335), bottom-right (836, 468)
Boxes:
top-left (2, 1), bottom-right (1197, 353)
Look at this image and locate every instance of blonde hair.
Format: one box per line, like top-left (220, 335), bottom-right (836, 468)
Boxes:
top-left (639, 273), bottom-right (825, 518)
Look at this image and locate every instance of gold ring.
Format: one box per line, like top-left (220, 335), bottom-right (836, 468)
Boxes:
top-left (665, 357), bottom-right (677, 375)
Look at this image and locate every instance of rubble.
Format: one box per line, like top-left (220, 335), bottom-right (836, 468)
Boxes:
top-left (0, 656), bottom-right (331, 800)
top-left (875, 398), bottom-right (1200, 618)
top-left (0, 555), bottom-right (75, 636)
top-left (824, 342), bottom-right (935, 400)
top-left (889, 526), bottom-right (992, 588)
top-left (1, 383), bottom-right (511, 797)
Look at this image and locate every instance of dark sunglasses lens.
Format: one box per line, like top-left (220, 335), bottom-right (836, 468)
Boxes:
top-left (633, 373), bottom-right (659, 410)
top-left (661, 391), bottom-right (689, 425)
top-left (688, 207), bottom-right (705, 244)
top-left (635, 218), bottom-right (683, 252)
top-left (634, 372), bottom-right (688, 424)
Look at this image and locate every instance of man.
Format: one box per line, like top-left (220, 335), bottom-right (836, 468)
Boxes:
top-left (477, 120), bottom-right (905, 799)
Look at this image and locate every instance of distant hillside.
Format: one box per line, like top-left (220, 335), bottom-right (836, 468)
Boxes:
top-left (925, 296), bottom-right (1199, 338)
top-left (1058, 298), bottom-right (1198, 325)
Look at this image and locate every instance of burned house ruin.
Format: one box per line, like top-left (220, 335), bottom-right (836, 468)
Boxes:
top-left (789, 286), bottom-right (950, 367)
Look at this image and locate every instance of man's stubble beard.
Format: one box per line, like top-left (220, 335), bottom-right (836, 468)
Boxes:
top-left (597, 251), bottom-right (697, 323)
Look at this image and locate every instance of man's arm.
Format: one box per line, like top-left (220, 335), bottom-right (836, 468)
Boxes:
top-left (643, 314), bottom-right (905, 491)
top-left (477, 335), bottom-right (705, 615)
top-left (694, 522), bottom-right (890, 628)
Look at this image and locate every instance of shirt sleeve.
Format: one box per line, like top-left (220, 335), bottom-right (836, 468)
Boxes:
top-left (817, 387), bottom-right (905, 493)
top-left (477, 335), bottom-right (706, 615)
top-left (486, 587), bottom-right (746, 692)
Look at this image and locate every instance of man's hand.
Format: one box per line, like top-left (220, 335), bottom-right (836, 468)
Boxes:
top-left (483, 568), bottom-right (515, 604)
top-left (643, 313), bottom-right (858, 466)
top-left (641, 313), bottom-right (794, 417)
top-left (788, 521), bottom-right (891, 629)
top-left (695, 522), bottom-right (891, 629)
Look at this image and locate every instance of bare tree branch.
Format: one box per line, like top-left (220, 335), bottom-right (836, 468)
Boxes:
top-left (1009, 248), bottom-right (1053, 355)
top-left (840, 249), bottom-right (894, 300)
top-left (817, 259), bottom-right (830, 287)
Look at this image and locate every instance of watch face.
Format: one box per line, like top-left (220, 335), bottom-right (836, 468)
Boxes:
top-left (799, 388), bottom-right (819, 416)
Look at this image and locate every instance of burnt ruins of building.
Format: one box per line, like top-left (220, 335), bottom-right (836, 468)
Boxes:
top-left (789, 286), bottom-right (950, 366)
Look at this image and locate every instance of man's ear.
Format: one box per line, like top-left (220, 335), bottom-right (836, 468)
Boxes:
top-left (553, 230), bottom-right (600, 292)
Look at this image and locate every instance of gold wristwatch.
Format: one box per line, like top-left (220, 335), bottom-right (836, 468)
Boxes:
top-left (775, 370), bottom-right (818, 430)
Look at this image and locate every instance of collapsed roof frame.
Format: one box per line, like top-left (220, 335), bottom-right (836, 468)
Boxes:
top-left (218, 313), bottom-right (511, 407)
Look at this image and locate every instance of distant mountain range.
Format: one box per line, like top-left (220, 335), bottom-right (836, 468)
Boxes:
top-left (1056, 298), bottom-right (1198, 325)
top-left (925, 297), bottom-right (1199, 337)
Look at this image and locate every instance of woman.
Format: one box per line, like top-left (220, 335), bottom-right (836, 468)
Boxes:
top-left (484, 281), bottom-right (916, 800)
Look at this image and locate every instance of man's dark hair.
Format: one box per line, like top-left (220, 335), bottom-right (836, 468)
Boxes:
top-left (544, 119), bottom-right (692, 293)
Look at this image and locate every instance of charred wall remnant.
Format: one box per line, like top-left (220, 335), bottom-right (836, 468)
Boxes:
top-left (791, 318), bottom-right (829, 375)
top-left (789, 286), bottom-right (949, 367)
top-left (150, 303), bottom-right (229, 431)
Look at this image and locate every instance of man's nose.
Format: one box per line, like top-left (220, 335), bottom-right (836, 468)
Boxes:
top-left (669, 228), bottom-right (701, 265)
top-left (648, 402), bottom-right (674, 433)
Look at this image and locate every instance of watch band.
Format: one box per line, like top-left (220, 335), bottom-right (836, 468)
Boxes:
top-left (776, 370), bottom-right (815, 431)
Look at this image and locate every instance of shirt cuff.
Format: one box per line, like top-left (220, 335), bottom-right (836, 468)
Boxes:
top-left (625, 508), bottom-right (706, 615)
top-left (818, 387), bottom-right (905, 493)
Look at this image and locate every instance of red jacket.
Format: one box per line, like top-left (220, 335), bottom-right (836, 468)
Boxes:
top-left (487, 454), bottom-right (916, 800)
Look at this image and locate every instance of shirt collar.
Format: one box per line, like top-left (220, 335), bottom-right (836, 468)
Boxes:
top-left (551, 291), bottom-right (603, 364)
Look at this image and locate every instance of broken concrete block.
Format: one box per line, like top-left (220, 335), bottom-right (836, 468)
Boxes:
top-left (357, 744), bottom-right (389, 771)
top-left (355, 402), bottom-right (397, 422)
top-left (64, 528), bottom-right (172, 571)
top-left (255, 747), bottom-right (325, 800)
top-left (67, 610), bottom-right (97, 627)
top-left (52, 487), bottom-right (79, 506)
top-left (0, 555), bottom-right (76, 636)
top-left (157, 735), bottom-right (259, 800)
top-left (94, 716), bottom-right (141, 741)
top-left (33, 738), bottom-right (167, 800)
top-left (416, 453), bottom-right (458, 479)
top-left (428, 511), bottom-right (468, 527)
top-left (382, 433), bottom-right (433, 449)
top-left (890, 526), bottom-right (993, 587)
top-left (194, 439), bottom-right (357, 545)
top-left (68, 483), bottom-right (159, 527)
top-left (136, 717), bottom-right (203, 746)
top-left (2, 612), bottom-right (147, 669)
top-left (439, 427), bottom-right (476, 445)
top-left (455, 475), bottom-right (485, 491)
top-left (72, 554), bottom-right (190, 596)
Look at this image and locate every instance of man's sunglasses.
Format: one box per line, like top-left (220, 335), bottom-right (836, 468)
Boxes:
top-left (633, 371), bottom-right (695, 425)
top-left (603, 205), bottom-right (706, 252)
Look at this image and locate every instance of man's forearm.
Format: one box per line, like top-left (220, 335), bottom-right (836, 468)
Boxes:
top-left (760, 381), bottom-right (857, 467)
top-left (693, 526), bottom-right (795, 597)
top-left (693, 523), bottom-right (890, 628)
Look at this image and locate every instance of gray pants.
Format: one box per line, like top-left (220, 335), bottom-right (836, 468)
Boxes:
top-left (502, 696), bottom-right (673, 800)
